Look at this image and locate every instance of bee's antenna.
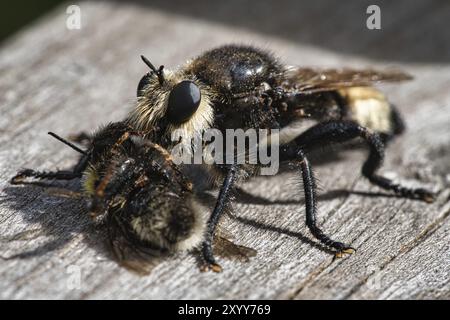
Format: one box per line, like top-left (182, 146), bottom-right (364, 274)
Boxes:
top-left (48, 132), bottom-right (87, 155)
top-left (140, 55), bottom-right (165, 85)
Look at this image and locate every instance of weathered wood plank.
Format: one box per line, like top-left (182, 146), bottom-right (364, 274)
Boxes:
top-left (0, 0), bottom-right (449, 299)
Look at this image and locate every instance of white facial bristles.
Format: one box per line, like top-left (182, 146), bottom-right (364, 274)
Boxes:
top-left (127, 70), bottom-right (216, 154)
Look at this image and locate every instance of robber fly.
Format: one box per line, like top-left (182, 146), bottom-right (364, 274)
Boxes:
top-left (123, 44), bottom-right (435, 272)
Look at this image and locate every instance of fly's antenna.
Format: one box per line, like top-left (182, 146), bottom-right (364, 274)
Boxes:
top-left (141, 55), bottom-right (165, 85)
top-left (48, 132), bottom-right (87, 155)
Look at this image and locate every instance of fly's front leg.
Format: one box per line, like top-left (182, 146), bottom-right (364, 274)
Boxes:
top-left (201, 164), bottom-right (238, 273)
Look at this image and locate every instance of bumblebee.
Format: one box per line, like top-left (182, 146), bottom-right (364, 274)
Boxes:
top-left (11, 123), bottom-right (209, 273)
top-left (12, 122), bottom-right (255, 273)
top-left (127, 44), bottom-right (435, 271)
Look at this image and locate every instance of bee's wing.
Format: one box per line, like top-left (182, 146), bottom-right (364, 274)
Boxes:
top-left (215, 224), bottom-right (236, 240)
top-left (285, 67), bottom-right (413, 94)
top-left (213, 225), bottom-right (257, 263)
top-left (107, 213), bottom-right (162, 275)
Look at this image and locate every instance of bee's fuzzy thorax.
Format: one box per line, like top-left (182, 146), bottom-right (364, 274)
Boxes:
top-left (81, 166), bottom-right (98, 196)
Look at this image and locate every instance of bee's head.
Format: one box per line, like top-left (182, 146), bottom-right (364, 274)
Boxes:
top-left (132, 55), bottom-right (214, 138)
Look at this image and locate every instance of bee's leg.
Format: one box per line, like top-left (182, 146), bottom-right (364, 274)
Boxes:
top-left (200, 164), bottom-right (238, 273)
top-left (281, 147), bottom-right (355, 256)
top-left (293, 120), bottom-right (435, 203)
top-left (10, 152), bottom-right (90, 185)
top-left (45, 187), bottom-right (84, 199)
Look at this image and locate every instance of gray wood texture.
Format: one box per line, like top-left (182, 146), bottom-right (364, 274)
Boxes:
top-left (0, 0), bottom-right (449, 299)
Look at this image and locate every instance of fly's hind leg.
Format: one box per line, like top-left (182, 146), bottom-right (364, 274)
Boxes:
top-left (279, 120), bottom-right (434, 256)
top-left (293, 120), bottom-right (435, 202)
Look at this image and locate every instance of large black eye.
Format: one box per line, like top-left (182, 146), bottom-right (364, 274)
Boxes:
top-left (137, 73), bottom-right (151, 97)
top-left (167, 81), bottom-right (201, 124)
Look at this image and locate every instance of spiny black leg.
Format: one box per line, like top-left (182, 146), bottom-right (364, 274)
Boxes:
top-left (201, 164), bottom-right (238, 272)
top-left (10, 169), bottom-right (81, 184)
top-left (11, 152), bottom-right (90, 185)
top-left (297, 149), bottom-right (355, 257)
top-left (294, 120), bottom-right (434, 203)
top-left (72, 152), bottom-right (90, 174)
top-left (390, 104), bottom-right (406, 136)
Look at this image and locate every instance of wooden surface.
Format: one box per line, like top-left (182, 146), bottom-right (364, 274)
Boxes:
top-left (0, 0), bottom-right (449, 299)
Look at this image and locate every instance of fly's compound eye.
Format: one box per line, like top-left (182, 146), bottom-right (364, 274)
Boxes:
top-left (167, 81), bottom-right (201, 124)
top-left (137, 73), bottom-right (152, 97)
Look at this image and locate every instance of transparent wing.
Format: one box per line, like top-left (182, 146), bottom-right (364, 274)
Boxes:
top-left (285, 67), bottom-right (413, 94)
top-left (107, 213), bottom-right (162, 275)
top-left (213, 225), bottom-right (257, 263)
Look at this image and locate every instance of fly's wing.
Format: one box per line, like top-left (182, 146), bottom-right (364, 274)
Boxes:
top-left (285, 67), bottom-right (413, 94)
top-left (107, 212), bottom-right (162, 275)
top-left (213, 225), bottom-right (257, 263)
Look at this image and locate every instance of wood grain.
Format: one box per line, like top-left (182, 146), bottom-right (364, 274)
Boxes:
top-left (0, 0), bottom-right (449, 299)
